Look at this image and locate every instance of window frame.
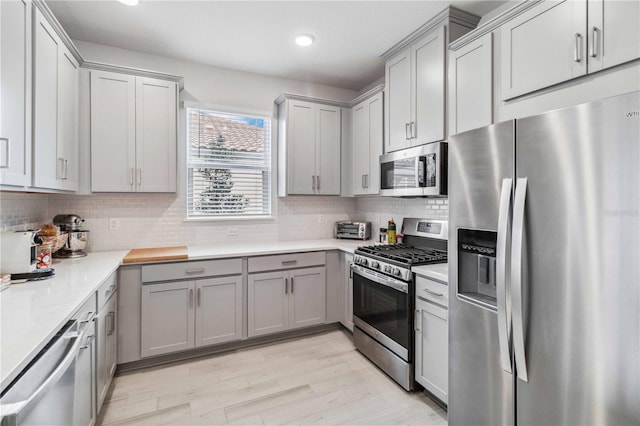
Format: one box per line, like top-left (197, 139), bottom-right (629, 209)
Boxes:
top-left (184, 103), bottom-right (275, 222)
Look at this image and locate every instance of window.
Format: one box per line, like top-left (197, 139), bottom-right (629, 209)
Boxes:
top-left (187, 107), bottom-right (271, 219)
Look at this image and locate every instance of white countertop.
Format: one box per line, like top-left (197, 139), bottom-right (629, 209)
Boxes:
top-left (187, 239), bottom-right (364, 260)
top-left (0, 239), bottom-right (368, 390)
top-left (0, 251), bottom-right (127, 391)
top-left (413, 263), bottom-right (449, 283)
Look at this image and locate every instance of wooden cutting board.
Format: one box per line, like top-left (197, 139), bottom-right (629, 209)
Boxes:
top-left (123, 246), bottom-right (189, 264)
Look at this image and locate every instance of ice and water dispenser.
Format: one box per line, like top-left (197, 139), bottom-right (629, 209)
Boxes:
top-left (457, 229), bottom-right (498, 308)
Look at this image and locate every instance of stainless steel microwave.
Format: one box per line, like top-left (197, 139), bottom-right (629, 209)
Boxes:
top-left (379, 142), bottom-right (447, 197)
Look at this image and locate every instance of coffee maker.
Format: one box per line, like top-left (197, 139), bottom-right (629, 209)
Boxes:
top-left (0, 231), bottom-right (41, 274)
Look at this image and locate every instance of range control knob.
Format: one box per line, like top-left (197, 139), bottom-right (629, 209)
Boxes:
top-left (360, 258), bottom-right (368, 267)
top-left (371, 261), bottom-right (380, 270)
top-left (393, 268), bottom-right (402, 277)
top-left (384, 265), bottom-right (391, 273)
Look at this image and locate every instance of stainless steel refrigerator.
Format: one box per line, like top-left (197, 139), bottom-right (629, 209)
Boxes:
top-left (448, 91), bottom-right (639, 425)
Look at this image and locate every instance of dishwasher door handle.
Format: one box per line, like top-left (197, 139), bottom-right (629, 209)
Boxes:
top-left (0, 321), bottom-right (83, 420)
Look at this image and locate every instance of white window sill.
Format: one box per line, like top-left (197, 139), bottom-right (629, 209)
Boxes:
top-left (185, 215), bottom-right (275, 223)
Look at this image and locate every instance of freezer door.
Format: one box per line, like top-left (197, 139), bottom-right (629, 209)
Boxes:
top-left (514, 91), bottom-right (640, 425)
top-left (448, 120), bottom-right (515, 426)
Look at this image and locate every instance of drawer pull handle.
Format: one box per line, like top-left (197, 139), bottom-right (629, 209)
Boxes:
top-left (185, 268), bottom-right (205, 274)
top-left (281, 260), bottom-right (297, 266)
top-left (80, 311), bottom-right (95, 323)
top-left (424, 289), bottom-right (444, 297)
top-left (81, 335), bottom-right (95, 350)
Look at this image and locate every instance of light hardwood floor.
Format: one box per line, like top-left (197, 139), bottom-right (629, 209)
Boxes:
top-left (98, 329), bottom-right (447, 425)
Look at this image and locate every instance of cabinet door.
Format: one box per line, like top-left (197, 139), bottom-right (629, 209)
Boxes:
top-left (57, 48), bottom-right (78, 191)
top-left (96, 306), bottom-right (108, 410)
top-left (289, 267), bottom-right (326, 330)
top-left (141, 281), bottom-right (195, 357)
top-left (352, 102), bottom-right (369, 195)
top-left (415, 298), bottom-right (448, 403)
top-left (287, 100), bottom-right (316, 195)
top-left (316, 104), bottom-right (341, 195)
top-left (104, 295), bottom-right (118, 386)
top-left (588, 0), bottom-right (640, 72)
top-left (248, 271), bottom-right (289, 337)
top-left (366, 93), bottom-right (383, 195)
top-left (501, 0), bottom-right (587, 100)
top-left (195, 275), bottom-right (242, 347)
top-left (449, 32), bottom-right (493, 135)
top-left (412, 27), bottom-right (445, 145)
top-left (0, 0), bottom-right (31, 187)
top-left (385, 49), bottom-right (412, 153)
top-left (90, 70), bottom-right (136, 192)
top-left (135, 77), bottom-right (177, 192)
top-left (32, 8), bottom-right (61, 189)
top-left (343, 254), bottom-right (354, 331)
top-left (74, 320), bottom-right (95, 426)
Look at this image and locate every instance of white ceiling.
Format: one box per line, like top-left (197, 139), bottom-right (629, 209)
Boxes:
top-left (46, 0), bottom-right (506, 91)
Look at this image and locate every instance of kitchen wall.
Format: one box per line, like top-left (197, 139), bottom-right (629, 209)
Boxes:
top-left (0, 192), bottom-right (50, 231)
top-left (355, 197), bottom-right (449, 240)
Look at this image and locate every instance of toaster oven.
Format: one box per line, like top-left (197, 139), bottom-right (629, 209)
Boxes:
top-left (335, 221), bottom-right (371, 240)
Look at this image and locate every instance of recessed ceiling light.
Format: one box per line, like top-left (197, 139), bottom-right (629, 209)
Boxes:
top-left (295, 34), bottom-right (315, 47)
top-left (118, 0), bottom-right (139, 6)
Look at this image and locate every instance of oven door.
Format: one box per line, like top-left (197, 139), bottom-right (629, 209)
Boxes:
top-left (351, 264), bottom-right (413, 361)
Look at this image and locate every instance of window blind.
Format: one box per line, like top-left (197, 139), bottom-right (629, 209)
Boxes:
top-left (187, 108), bottom-right (271, 219)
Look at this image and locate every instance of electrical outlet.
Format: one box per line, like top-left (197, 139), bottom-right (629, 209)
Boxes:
top-left (109, 218), bottom-right (121, 231)
top-left (318, 214), bottom-right (325, 223)
top-left (227, 227), bottom-right (239, 237)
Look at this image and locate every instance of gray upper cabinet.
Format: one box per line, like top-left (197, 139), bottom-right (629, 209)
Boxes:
top-left (351, 89), bottom-right (383, 196)
top-left (0, 0), bottom-right (31, 188)
top-left (449, 32), bottom-right (493, 135)
top-left (501, 0), bottom-right (639, 100)
top-left (33, 7), bottom-right (79, 191)
top-left (277, 96), bottom-right (342, 196)
top-left (382, 7), bottom-right (479, 152)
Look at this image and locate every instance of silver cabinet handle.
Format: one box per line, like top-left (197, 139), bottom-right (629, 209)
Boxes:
top-left (365, 174), bottom-right (369, 188)
top-left (589, 26), bottom-right (599, 58)
top-left (410, 122), bottom-right (416, 139)
top-left (81, 335), bottom-right (95, 350)
top-left (197, 288), bottom-right (201, 307)
top-left (362, 174), bottom-right (366, 189)
top-left (285, 277), bottom-right (289, 294)
top-left (415, 309), bottom-right (420, 332)
top-left (497, 178), bottom-right (513, 374)
top-left (185, 268), bottom-right (205, 274)
top-left (107, 312), bottom-right (115, 336)
top-left (137, 168), bottom-right (142, 186)
top-left (129, 168), bottom-right (134, 186)
top-left (0, 137), bottom-right (9, 168)
top-left (64, 159), bottom-right (68, 180)
top-left (291, 277), bottom-right (294, 293)
top-left (316, 175), bottom-right (320, 190)
top-left (512, 177), bottom-right (528, 382)
top-left (281, 260), bottom-right (297, 266)
top-left (312, 175), bottom-right (316, 190)
top-left (189, 289), bottom-right (194, 308)
top-left (423, 288), bottom-right (443, 297)
top-left (573, 33), bottom-right (582, 63)
top-left (405, 123), bottom-right (411, 140)
top-left (79, 311), bottom-right (95, 324)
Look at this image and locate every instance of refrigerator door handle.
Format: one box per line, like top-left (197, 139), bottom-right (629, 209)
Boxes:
top-left (512, 177), bottom-right (529, 382)
top-left (496, 178), bottom-right (513, 374)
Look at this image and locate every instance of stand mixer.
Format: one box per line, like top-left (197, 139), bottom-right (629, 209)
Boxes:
top-left (53, 214), bottom-right (89, 258)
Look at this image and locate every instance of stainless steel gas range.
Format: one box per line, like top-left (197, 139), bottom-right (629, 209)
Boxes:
top-left (351, 218), bottom-right (448, 390)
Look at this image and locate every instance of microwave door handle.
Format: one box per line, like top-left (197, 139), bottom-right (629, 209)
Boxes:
top-left (417, 157), bottom-right (426, 187)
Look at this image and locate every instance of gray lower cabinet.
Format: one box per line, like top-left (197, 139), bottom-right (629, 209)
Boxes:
top-left (141, 275), bottom-right (242, 357)
top-left (340, 253), bottom-right (354, 331)
top-left (248, 267), bottom-right (326, 337)
top-left (97, 289), bottom-right (118, 411)
top-left (74, 312), bottom-right (96, 426)
top-left (415, 275), bottom-right (448, 404)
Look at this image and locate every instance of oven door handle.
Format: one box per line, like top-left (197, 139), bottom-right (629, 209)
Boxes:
top-left (351, 264), bottom-right (408, 293)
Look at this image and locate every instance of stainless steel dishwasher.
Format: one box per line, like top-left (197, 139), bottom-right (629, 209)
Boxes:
top-left (0, 320), bottom-right (87, 426)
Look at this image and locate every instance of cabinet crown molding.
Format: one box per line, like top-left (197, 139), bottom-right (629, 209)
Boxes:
top-left (349, 84), bottom-right (384, 107)
top-left (449, 0), bottom-right (544, 51)
top-left (33, 0), bottom-right (83, 64)
top-left (82, 61), bottom-right (184, 89)
top-left (381, 6), bottom-right (480, 60)
top-left (275, 93), bottom-right (350, 108)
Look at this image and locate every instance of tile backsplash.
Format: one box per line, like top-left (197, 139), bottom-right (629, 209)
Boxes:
top-left (0, 192), bottom-right (448, 251)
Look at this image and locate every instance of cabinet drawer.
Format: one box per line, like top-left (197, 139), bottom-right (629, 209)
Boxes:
top-left (97, 271), bottom-right (117, 309)
top-left (73, 293), bottom-right (97, 322)
top-left (248, 251), bottom-right (325, 273)
top-left (416, 275), bottom-right (448, 307)
top-left (141, 258), bottom-right (242, 283)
